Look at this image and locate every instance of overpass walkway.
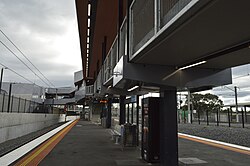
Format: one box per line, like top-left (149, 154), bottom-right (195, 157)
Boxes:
top-left (9, 120), bottom-right (250, 166)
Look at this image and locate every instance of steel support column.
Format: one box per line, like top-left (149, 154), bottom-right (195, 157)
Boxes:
top-left (127, 103), bottom-right (130, 123)
top-left (119, 95), bottom-right (126, 125)
top-left (106, 98), bottom-right (112, 128)
top-left (160, 87), bottom-right (178, 166)
top-left (136, 95), bottom-right (140, 146)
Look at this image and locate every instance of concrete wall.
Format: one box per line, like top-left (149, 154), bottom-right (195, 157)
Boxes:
top-left (0, 113), bottom-right (66, 144)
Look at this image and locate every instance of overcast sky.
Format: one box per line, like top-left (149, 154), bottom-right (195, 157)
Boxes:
top-left (1, 1), bottom-right (250, 105)
top-left (0, 0), bottom-right (82, 88)
top-left (202, 64), bottom-right (250, 106)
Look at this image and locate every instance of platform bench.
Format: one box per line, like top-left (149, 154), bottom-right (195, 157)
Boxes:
top-left (109, 129), bottom-right (121, 144)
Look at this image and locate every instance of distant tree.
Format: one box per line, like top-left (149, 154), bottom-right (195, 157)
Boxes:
top-left (183, 93), bottom-right (223, 113)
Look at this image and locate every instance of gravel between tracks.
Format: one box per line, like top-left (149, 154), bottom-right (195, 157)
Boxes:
top-left (0, 122), bottom-right (66, 157)
top-left (178, 123), bottom-right (250, 147)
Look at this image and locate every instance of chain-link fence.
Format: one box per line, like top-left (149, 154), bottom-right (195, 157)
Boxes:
top-left (0, 93), bottom-right (48, 113)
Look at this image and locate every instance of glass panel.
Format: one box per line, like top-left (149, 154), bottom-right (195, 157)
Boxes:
top-left (161, 0), bottom-right (192, 27)
top-left (111, 39), bottom-right (118, 70)
top-left (119, 19), bottom-right (127, 60)
top-left (131, 0), bottom-right (155, 54)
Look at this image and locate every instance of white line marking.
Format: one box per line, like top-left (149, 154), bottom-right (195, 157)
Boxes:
top-left (0, 120), bottom-right (74, 166)
top-left (178, 133), bottom-right (250, 151)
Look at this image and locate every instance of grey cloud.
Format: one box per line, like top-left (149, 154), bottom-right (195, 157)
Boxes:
top-left (0, 0), bottom-right (76, 37)
top-left (232, 64), bottom-right (250, 77)
top-left (0, 0), bottom-right (81, 87)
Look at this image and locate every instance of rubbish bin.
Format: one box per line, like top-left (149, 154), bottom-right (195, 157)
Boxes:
top-left (101, 117), bottom-right (107, 128)
top-left (121, 123), bottom-right (137, 147)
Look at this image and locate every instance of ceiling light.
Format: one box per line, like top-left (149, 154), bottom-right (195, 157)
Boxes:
top-left (88, 4), bottom-right (91, 16)
top-left (127, 85), bottom-right (139, 92)
top-left (179, 61), bottom-right (206, 70)
top-left (88, 18), bottom-right (90, 27)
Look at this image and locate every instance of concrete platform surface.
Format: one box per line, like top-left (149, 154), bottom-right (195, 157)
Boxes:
top-left (39, 120), bottom-right (250, 166)
top-left (40, 120), bottom-right (153, 166)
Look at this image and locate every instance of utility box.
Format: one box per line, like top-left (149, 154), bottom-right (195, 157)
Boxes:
top-left (121, 123), bottom-right (137, 147)
top-left (142, 97), bottom-right (160, 163)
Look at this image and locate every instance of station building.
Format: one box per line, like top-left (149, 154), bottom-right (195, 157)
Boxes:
top-left (75, 0), bottom-right (250, 165)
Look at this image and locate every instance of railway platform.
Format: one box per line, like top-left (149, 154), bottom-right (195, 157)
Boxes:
top-left (1, 119), bottom-right (249, 166)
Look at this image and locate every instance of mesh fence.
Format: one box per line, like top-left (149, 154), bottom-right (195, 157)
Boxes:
top-left (0, 93), bottom-right (45, 113)
top-left (178, 109), bottom-right (250, 128)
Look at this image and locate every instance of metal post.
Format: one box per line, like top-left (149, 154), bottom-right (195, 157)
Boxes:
top-left (190, 104), bottom-right (193, 124)
top-left (241, 108), bottom-right (244, 128)
top-left (131, 103), bottom-right (134, 124)
top-left (24, 99), bottom-right (26, 113)
top-left (1, 93), bottom-right (5, 112)
top-left (127, 103), bottom-right (129, 123)
top-left (206, 110), bottom-right (209, 125)
top-left (187, 91), bottom-right (191, 123)
top-left (228, 109), bottom-right (231, 127)
top-left (244, 106), bottom-right (247, 123)
top-left (136, 95), bottom-right (139, 146)
top-left (7, 83), bottom-right (12, 113)
top-left (17, 97), bottom-right (21, 113)
top-left (216, 108), bottom-right (219, 126)
top-left (234, 86), bottom-right (239, 122)
top-left (10, 95), bottom-right (14, 113)
top-left (230, 107), bottom-right (233, 122)
top-left (0, 68), bottom-right (3, 92)
top-left (219, 107), bottom-right (221, 124)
